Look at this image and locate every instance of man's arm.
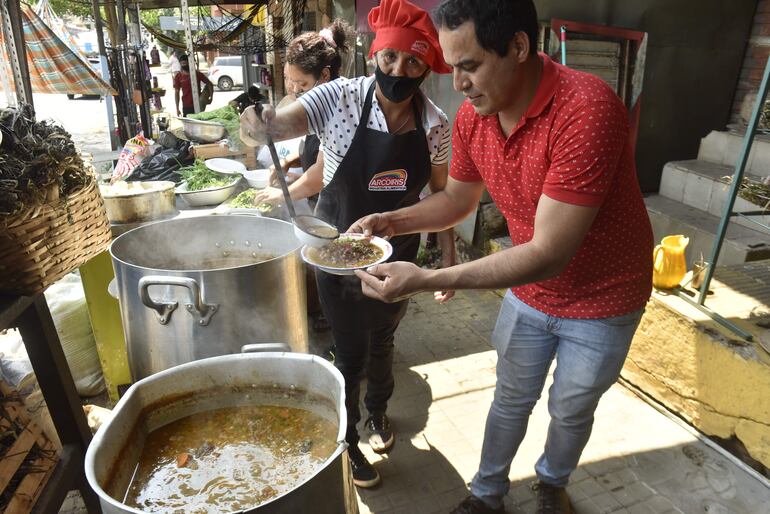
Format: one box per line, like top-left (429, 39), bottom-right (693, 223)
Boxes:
top-left (428, 195), bottom-right (597, 289)
top-left (174, 88), bottom-right (180, 116)
top-left (350, 176), bottom-right (485, 237)
top-left (356, 195), bottom-right (598, 302)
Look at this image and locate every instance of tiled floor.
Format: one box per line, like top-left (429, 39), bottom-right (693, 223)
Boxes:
top-left (351, 290), bottom-right (770, 514)
top-left (61, 289), bottom-right (770, 513)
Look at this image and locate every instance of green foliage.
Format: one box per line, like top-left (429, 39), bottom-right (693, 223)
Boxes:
top-left (39, 0), bottom-right (93, 18)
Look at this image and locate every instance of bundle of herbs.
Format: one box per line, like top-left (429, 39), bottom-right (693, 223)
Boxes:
top-left (179, 159), bottom-right (237, 191)
top-left (0, 104), bottom-right (90, 217)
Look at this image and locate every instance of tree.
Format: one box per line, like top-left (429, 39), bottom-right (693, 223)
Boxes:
top-left (36, 0), bottom-right (93, 19)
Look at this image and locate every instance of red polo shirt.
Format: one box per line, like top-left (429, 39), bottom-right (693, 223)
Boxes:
top-left (450, 53), bottom-right (652, 318)
top-left (173, 71), bottom-right (210, 108)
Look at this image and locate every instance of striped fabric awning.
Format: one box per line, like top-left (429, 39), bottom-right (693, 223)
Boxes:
top-left (0, 3), bottom-right (116, 96)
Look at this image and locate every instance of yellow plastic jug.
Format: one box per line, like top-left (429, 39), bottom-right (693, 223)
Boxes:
top-left (652, 235), bottom-right (689, 289)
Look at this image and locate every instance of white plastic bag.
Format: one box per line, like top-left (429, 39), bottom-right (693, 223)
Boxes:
top-left (44, 273), bottom-right (105, 397)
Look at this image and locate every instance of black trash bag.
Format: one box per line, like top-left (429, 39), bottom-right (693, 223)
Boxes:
top-left (126, 134), bottom-right (193, 183)
top-left (157, 130), bottom-right (186, 150)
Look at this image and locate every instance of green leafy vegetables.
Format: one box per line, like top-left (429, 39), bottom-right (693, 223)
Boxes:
top-left (179, 159), bottom-right (236, 191)
top-left (189, 105), bottom-right (242, 150)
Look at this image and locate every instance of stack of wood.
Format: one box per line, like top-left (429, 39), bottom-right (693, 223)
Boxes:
top-left (0, 380), bottom-right (59, 513)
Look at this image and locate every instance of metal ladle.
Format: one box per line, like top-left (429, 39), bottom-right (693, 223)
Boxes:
top-left (265, 134), bottom-right (340, 246)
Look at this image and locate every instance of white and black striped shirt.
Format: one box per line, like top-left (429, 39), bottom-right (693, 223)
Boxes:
top-left (297, 75), bottom-right (451, 186)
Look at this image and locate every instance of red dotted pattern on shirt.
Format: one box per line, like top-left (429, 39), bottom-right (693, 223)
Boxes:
top-left (450, 54), bottom-right (653, 319)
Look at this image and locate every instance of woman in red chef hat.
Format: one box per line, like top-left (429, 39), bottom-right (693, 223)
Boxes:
top-left (240, 0), bottom-right (455, 488)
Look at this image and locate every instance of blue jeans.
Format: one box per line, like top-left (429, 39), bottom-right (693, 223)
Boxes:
top-left (471, 291), bottom-right (644, 507)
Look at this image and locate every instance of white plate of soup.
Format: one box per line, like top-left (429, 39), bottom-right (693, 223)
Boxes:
top-left (301, 233), bottom-right (392, 276)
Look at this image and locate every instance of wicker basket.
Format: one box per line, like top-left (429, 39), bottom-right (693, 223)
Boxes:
top-left (0, 179), bottom-right (112, 295)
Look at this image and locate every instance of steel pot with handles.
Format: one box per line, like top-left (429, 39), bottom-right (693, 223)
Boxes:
top-left (99, 181), bottom-right (178, 225)
top-left (85, 352), bottom-right (359, 514)
top-left (109, 215), bottom-right (307, 381)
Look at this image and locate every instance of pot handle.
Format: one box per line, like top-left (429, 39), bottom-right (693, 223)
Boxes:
top-left (107, 278), bottom-right (118, 299)
top-left (241, 343), bottom-right (291, 353)
top-left (138, 276), bottom-right (219, 326)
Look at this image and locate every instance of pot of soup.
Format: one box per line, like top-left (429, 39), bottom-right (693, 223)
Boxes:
top-left (85, 352), bottom-right (358, 513)
top-left (110, 215), bottom-right (307, 381)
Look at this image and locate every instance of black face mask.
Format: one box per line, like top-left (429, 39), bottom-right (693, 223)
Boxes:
top-left (181, 64), bottom-right (190, 72)
top-left (375, 65), bottom-right (425, 103)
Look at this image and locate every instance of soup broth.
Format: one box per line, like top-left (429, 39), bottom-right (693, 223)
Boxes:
top-left (304, 225), bottom-right (338, 238)
top-left (124, 404), bottom-right (337, 513)
top-left (309, 238), bottom-right (383, 268)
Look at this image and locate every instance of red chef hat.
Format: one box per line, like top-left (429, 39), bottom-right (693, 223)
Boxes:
top-left (368, 0), bottom-right (451, 74)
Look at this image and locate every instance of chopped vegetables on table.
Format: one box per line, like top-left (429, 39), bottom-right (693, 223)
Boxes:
top-left (227, 189), bottom-right (275, 213)
top-left (228, 188), bottom-right (258, 208)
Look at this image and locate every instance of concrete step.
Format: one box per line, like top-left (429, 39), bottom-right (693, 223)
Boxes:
top-left (697, 129), bottom-right (770, 178)
top-left (645, 194), bottom-right (770, 267)
top-left (659, 160), bottom-right (770, 236)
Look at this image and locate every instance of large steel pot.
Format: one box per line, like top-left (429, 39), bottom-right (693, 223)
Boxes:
top-left (99, 181), bottom-right (177, 224)
top-left (85, 352), bottom-right (359, 514)
top-left (110, 215), bottom-right (307, 381)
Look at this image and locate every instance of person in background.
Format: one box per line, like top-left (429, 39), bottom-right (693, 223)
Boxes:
top-left (168, 51), bottom-right (181, 79)
top-left (240, 0), bottom-right (456, 488)
top-left (150, 45), bottom-right (160, 66)
top-left (173, 54), bottom-right (213, 117)
top-left (230, 85), bottom-right (264, 115)
top-left (350, 0), bottom-right (654, 512)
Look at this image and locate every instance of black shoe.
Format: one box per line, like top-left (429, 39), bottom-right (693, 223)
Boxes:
top-left (348, 445), bottom-right (380, 488)
top-left (531, 481), bottom-right (573, 514)
top-left (365, 412), bottom-right (394, 453)
top-left (449, 495), bottom-right (504, 514)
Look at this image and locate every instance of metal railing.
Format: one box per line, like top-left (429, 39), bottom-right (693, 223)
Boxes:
top-left (675, 56), bottom-right (770, 342)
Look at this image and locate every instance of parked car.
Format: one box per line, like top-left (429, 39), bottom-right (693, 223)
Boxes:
top-left (67, 57), bottom-right (103, 100)
top-left (208, 56), bottom-right (243, 91)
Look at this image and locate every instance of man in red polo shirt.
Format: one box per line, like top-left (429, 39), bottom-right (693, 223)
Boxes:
top-left (173, 54), bottom-right (213, 117)
top-left (351, 0), bottom-right (653, 512)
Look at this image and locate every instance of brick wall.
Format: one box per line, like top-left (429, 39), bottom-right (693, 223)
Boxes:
top-left (730, 0), bottom-right (770, 125)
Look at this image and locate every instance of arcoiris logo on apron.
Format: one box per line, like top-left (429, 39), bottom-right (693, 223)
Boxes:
top-left (368, 169), bottom-right (408, 191)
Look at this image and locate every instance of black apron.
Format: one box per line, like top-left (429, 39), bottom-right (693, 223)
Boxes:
top-left (300, 134), bottom-right (321, 172)
top-left (301, 134), bottom-right (321, 209)
top-left (314, 81), bottom-right (432, 331)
